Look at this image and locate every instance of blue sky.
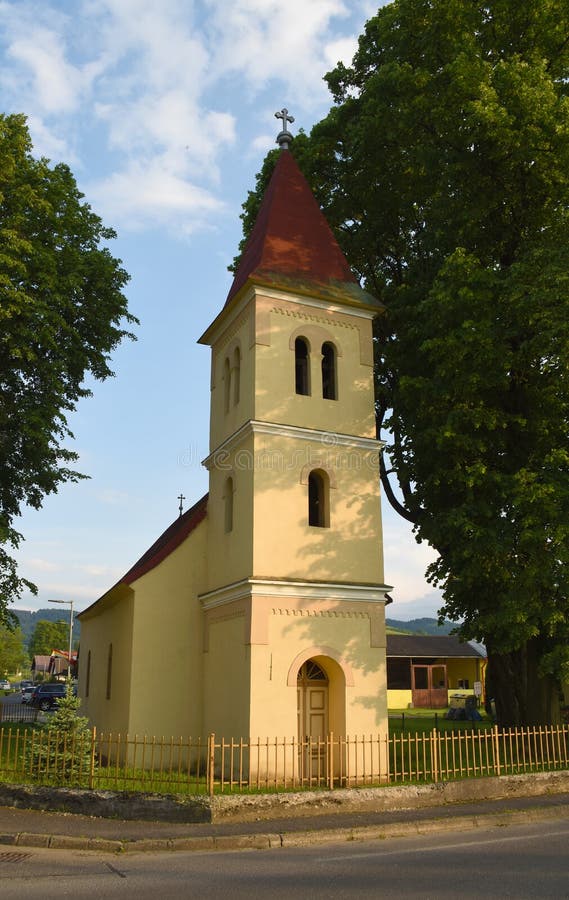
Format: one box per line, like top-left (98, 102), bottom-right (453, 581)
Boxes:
top-left (1, 0), bottom-right (443, 621)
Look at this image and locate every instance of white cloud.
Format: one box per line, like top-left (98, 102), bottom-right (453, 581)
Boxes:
top-left (324, 36), bottom-right (358, 68)
top-left (204, 0), bottom-right (351, 107)
top-left (388, 590), bottom-right (445, 622)
top-left (96, 489), bottom-right (130, 506)
top-left (80, 564), bottom-right (122, 578)
top-left (37, 582), bottom-right (102, 600)
top-left (7, 29), bottom-right (83, 113)
top-left (382, 507), bottom-right (440, 604)
top-left (25, 115), bottom-right (77, 163)
top-left (0, 0), bottom-right (373, 233)
top-left (88, 157), bottom-right (226, 230)
top-left (26, 558), bottom-right (61, 573)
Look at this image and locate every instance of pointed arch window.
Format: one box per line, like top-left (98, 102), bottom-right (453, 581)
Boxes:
top-left (233, 346), bottom-right (241, 406)
top-left (224, 476), bottom-right (234, 533)
top-left (295, 337), bottom-right (310, 396)
top-left (308, 469), bottom-right (329, 528)
top-left (321, 342), bottom-right (337, 400)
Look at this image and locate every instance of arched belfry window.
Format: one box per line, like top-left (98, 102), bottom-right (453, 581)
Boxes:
top-left (224, 476), bottom-right (234, 533)
top-left (308, 469), bottom-right (329, 528)
top-left (232, 346), bottom-right (241, 406)
top-left (295, 337), bottom-right (310, 396)
top-left (321, 342), bottom-right (337, 400)
top-left (223, 357), bottom-right (231, 413)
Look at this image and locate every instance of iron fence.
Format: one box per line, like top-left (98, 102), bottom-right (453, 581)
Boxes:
top-left (0, 724), bottom-right (567, 795)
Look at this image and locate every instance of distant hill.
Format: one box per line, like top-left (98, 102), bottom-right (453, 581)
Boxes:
top-left (12, 608), bottom-right (80, 649)
top-left (386, 617), bottom-right (456, 635)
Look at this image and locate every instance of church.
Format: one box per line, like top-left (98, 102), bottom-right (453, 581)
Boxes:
top-left (77, 113), bottom-right (392, 753)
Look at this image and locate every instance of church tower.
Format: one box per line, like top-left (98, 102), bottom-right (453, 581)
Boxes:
top-left (198, 113), bottom-right (391, 746)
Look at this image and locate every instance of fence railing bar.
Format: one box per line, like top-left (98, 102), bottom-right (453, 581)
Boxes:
top-left (2, 723), bottom-right (569, 794)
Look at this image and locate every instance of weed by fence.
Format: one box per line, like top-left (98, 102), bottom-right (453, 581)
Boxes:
top-left (0, 724), bottom-right (567, 795)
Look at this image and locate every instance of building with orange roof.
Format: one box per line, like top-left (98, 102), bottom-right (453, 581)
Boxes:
top-left (78, 115), bottom-right (391, 771)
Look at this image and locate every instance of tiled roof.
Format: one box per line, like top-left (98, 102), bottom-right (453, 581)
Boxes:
top-left (225, 150), bottom-right (379, 308)
top-left (123, 493), bottom-right (208, 585)
top-left (386, 634), bottom-right (486, 659)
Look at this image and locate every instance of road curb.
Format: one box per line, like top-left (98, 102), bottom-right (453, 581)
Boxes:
top-left (0, 803), bottom-right (566, 854)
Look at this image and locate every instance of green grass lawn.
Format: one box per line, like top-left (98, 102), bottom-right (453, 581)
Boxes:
top-left (389, 708), bottom-right (492, 735)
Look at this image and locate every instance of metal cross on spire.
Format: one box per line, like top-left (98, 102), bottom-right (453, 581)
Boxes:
top-left (178, 494), bottom-right (186, 517)
top-left (275, 108), bottom-right (295, 150)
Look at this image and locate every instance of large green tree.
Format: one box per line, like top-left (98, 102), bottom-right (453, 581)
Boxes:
top-left (0, 114), bottom-right (135, 620)
top-left (237, 0), bottom-right (569, 724)
top-left (28, 619), bottom-right (70, 657)
top-left (0, 622), bottom-right (28, 675)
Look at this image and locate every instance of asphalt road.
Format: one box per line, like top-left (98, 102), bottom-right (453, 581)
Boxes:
top-left (0, 815), bottom-right (568, 898)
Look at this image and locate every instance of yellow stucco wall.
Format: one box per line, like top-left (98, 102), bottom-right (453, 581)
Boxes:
top-left (251, 432), bottom-right (383, 584)
top-left (248, 595), bottom-right (387, 739)
top-left (79, 517), bottom-right (208, 738)
top-left (253, 297), bottom-right (376, 437)
top-left (82, 270), bottom-right (387, 750)
top-left (78, 585), bottom-right (134, 734)
top-left (127, 519), bottom-right (208, 737)
top-left (204, 431), bottom-right (254, 594)
top-left (209, 307), bottom-right (253, 453)
top-left (202, 613), bottom-right (251, 739)
top-left (207, 293), bottom-right (377, 454)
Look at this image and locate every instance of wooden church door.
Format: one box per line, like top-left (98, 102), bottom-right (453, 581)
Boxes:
top-left (297, 660), bottom-right (329, 780)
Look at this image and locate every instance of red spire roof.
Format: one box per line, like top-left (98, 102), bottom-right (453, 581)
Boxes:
top-left (225, 150), bottom-right (370, 307)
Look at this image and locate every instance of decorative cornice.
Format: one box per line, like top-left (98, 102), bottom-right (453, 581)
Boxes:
top-left (199, 280), bottom-right (378, 349)
top-left (272, 608), bottom-right (368, 619)
top-left (199, 577), bottom-right (393, 610)
top-left (259, 285), bottom-right (378, 320)
top-left (203, 420), bottom-right (384, 469)
top-left (273, 305), bottom-right (357, 330)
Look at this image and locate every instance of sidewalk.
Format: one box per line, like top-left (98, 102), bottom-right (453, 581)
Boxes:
top-left (0, 791), bottom-right (568, 853)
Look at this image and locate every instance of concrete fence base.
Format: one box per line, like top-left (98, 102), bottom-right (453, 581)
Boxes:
top-left (0, 770), bottom-right (568, 824)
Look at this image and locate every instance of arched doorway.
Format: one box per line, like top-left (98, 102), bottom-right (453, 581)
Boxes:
top-left (297, 660), bottom-right (328, 781)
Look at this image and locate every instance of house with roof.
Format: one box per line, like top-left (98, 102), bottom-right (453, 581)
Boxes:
top-left (386, 634), bottom-right (487, 709)
top-left (31, 656), bottom-right (52, 679)
top-left (77, 115), bottom-right (392, 767)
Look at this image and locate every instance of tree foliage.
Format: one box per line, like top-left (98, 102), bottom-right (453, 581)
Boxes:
top-left (0, 622), bottom-right (28, 675)
top-left (30, 685), bottom-right (94, 786)
top-left (0, 114), bottom-right (136, 620)
top-left (237, 0), bottom-right (569, 723)
top-left (28, 619), bottom-right (70, 657)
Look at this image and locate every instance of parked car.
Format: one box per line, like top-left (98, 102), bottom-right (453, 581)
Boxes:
top-left (0, 679), bottom-right (11, 691)
top-left (29, 682), bottom-right (67, 710)
top-left (21, 683), bottom-right (36, 704)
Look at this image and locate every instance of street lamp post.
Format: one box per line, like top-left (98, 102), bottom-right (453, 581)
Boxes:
top-left (48, 599), bottom-right (74, 682)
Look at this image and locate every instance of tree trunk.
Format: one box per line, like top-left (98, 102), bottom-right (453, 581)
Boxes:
top-left (486, 637), bottom-right (561, 726)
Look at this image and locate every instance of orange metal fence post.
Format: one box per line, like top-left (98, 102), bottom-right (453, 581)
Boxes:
top-left (207, 733), bottom-right (215, 796)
